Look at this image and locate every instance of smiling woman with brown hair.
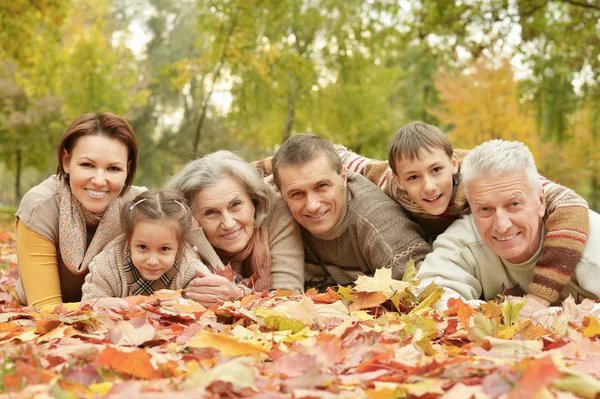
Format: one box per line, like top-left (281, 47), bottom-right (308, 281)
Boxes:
top-left (15, 112), bottom-right (146, 312)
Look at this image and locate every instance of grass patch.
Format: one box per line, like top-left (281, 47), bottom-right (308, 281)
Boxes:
top-left (0, 207), bottom-right (16, 231)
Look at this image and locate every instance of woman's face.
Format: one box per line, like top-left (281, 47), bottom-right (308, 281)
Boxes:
top-left (193, 175), bottom-right (256, 254)
top-left (63, 135), bottom-right (129, 214)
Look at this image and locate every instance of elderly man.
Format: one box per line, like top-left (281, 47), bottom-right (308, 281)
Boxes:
top-left (416, 139), bottom-right (600, 307)
top-left (271, 133), bottom-right (431, 288)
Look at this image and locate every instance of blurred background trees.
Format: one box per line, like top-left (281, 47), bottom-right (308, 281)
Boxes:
top-left (1, 0), bottom-right (599, 209)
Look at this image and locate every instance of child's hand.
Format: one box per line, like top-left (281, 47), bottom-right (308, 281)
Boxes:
top-left (184, 268), bottom-right (244, 307)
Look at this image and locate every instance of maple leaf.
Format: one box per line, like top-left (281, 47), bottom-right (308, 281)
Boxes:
top-left (502, 298), bottom-right (526, 327)
top-left (349, 291), bottom-right (388, 312)
top-left (354, 268), bottom-right (410, 298)
top-left (215, 263), bottom-right (236, 283)
top-left (583, 316), bottom-right (600, 338)
top-left (508, 356), bottom-right (561, 399)
top-left (182, 358), bottom-right (257, 392)
top-left (186, 330), bottom-right (269, 357)
top-left (97, 346), bottom-right (163, 379)
top-left (255, 307), bottom-right (308, 333)
top-left (401, 258), bottom-right (417, 282)
top-left (337, 284), bottom-right (355, 303)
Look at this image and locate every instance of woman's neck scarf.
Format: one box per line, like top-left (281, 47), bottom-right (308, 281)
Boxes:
top-left (58, 178), bottom-right (121, 275)
top-left (215, 225), bottom-right (272, 292)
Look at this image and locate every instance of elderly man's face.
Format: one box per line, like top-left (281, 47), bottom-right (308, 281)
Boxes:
top-left (468, 171), bottom-right (545, 263)
top-left (278, 154), bottom-right (347, 236)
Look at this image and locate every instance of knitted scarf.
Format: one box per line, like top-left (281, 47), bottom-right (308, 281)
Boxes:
top-left (58, 178), bottom-right (121, 275)
top-left (215, 226), bottom-right (272, 292)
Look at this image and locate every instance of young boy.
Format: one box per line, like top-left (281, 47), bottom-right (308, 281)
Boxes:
top-left (337, 121), bottom-right (590, 307)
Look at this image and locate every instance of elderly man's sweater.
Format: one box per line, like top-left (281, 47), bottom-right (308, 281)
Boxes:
top-left (416, 212), bottom-right (600, 305)
top-left (336, 147), bottom-right (590, 305)
top-left (302, 172), bottom-right (431, 286)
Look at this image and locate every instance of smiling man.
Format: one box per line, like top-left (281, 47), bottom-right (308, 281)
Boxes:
top-left (416, 139), bottom-right (600, 306)
top-left (272, 134), bottom-right (431, 289)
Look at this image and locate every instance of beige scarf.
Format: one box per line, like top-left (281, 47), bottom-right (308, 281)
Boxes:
top-left (215, 226), bottom-right (272, 292)
top-left (58, 178), bottom-right (121, 275)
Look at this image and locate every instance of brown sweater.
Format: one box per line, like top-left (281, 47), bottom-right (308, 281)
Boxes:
top-left (302, 172), bottom-right (431, 286)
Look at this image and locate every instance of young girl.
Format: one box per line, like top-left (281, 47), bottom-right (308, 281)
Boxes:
top-left (81, 189), bottom-right (215, 300)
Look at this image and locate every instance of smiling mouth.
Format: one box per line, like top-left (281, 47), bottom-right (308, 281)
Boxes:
top-left (306, 210), bottom-right (328, 219)
top-left (86, 189), bottom-right (108, 198)
top-left (495, 232), bottom-right (520, 242)
top-left (221, 229), bottom-right (242, 239)
top-left (423, 194), bottom-right (442, 202)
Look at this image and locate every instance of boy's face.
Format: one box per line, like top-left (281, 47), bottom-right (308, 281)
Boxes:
top-left (392, 147), bottom-right (458, 215)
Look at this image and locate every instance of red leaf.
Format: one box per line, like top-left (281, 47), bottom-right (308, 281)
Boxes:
top-left (507, 356), bottom-right (562, 399)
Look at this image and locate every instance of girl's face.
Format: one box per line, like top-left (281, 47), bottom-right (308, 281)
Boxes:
top-left (62, 135), bottom-right (129, 214)
top-left (129, 218), bottom-right (180, 281)
top-left (193, 175), bottom-right (256, 254)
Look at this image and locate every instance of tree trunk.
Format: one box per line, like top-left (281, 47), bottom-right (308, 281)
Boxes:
top-left (591, 175), bottom-right (598, 211)
top-left (193, 15), bottom-right (238, 154)
top-left (282, 73), bottom-right (297, 143)
top-left (15, 149), bottom-right (22, 202)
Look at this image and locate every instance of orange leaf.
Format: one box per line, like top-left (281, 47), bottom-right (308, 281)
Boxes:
top-left (349, 291), bottom-right (388, 311)
top-left (447, 297), bottom-right (473, 329)
top-left (215, 263), bottom-right (236, 283)
top-left (3, 361), bottom-right (55, 391)
top-left (508, 356), bottom-right (561, 399)
top-left (35, 318), bottom-right (62, 334)
top-left (97, 346), bottom-right (163, 379)
top-left (311, 287), bottom-right (340, 304)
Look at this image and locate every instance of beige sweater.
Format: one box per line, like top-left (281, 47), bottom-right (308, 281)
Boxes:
top-left (303, 172), bottom-right (432, 286)
top-left (81, 235), bottom-right (211, 300)
top-left (188, 198), bottom-right (305, 292)
top-left (416, 211), bottom-right (600, 305)
top-left (16, 175), bottom-right (145, 303)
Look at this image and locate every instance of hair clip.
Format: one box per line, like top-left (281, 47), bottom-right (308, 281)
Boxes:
top-left (129, 198), bottom-right (147, 211)
top-left (174, 199), bottom-right (187, 213)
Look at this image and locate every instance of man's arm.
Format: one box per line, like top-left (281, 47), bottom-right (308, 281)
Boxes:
top-left (528, 177), bottom-right (590, 304)
top-left (415, 218), bottom-right (484, 304)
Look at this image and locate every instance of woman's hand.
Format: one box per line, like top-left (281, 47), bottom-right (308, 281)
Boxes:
top-left (184, 269), bottom-right (244, 307)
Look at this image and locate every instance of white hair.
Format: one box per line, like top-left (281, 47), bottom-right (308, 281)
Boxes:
top-left (461, 139), bottom-right (541, 202)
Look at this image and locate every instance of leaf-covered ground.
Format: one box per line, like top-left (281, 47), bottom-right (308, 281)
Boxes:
top-left (1, 228), bottom-right (600, 399)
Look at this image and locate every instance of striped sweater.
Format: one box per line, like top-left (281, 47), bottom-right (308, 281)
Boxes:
top-left (251, 148), bottom-right (590, 303)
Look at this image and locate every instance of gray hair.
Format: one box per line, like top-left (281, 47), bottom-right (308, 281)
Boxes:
top-left (163, 150), bottom-right (275, 227)
top-left (461, 139), bottom-right (541, 202)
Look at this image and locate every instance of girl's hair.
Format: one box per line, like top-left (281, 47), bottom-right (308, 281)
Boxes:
top-left (164, 150), bottom-right (274, 228)
top-left (57, 112), bottom-right (139, 195)
top-left (121, 189), bottom-right (191, 257)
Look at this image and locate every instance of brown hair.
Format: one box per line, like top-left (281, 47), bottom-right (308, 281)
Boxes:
top-left (57, 112), bottom-right (139, 195)
top-left (387, 121), bottom-right (453, 175)
top-left (272, 133), bottom-right (343, 189)
top-left (121, 189), bottom-right (192, 258)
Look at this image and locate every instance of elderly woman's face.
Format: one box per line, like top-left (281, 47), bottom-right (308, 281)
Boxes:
top-left (193, 175), bottom-right (256, 254)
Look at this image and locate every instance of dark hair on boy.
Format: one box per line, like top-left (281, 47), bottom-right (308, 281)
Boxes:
top-left (387, 121), bottom-right (453, 175)
top-left (272, 133), bottom-right (343, 190)
top-left (121, 189), bottom-right (191, 258)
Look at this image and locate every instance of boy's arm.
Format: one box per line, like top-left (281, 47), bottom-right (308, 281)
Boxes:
top-left (528, 177), bottom-right (590, 304)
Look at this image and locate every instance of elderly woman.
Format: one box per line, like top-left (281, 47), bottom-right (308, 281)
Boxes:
top-left (164, 150), bottom-right (304, 306)
top-left (15, 112), bottom-right (146, 312)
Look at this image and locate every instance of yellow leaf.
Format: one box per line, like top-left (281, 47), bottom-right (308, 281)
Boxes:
top-left (354, 267), bottom-right (410, 298)
top-left (186, 330), bottom-right (269, 357)
top-left (337, 284), bottom-right (355, 303)
top-left (502, 298), bottom-right (526, 326)
top-left (182, 358), bottom-right (256, 390)
top-left (88, 382), bottom-right (113, 396)
top-left (408, 286), bottom-right (444, 316)
top-left (554, 369), bottom-right (600, 399)
top-left (402, 258), bottom-right (417, 282)
top-left (495, 324), bottom-right (517, 340)
top-left (583, 316), bottom-right (600, 337)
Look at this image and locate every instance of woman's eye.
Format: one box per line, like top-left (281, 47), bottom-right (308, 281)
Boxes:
top-left (407, 175), bottom-right (418, 181)
top-left (109, 166), bottom-right (122, 172)
top-left (161, 247), bottom-right (171, 252)
top-left (432, 167), bottom-right (443, 173)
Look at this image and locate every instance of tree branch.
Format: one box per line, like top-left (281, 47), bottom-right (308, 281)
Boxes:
top-left (558, 0), bottom-right (600, 11)
top-left (192, 12), bottom-right (238, 154)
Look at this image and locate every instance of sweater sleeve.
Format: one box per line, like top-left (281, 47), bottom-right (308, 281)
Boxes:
top-left (81, 258), bottom-right (120, 300)
top-left (415, 220), bottom-right (484, 304)
top-left (528, 177), bottom-right (590, 303)
top-left (16, 221), bottom-right (63, 312)
top-left (267, 203), bottom-right (304, 292)
top-left (188, 228), bottom-right (224, 272)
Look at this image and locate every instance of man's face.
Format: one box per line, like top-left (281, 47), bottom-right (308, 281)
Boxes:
top-left (468, 171), bottom-right (545, 263)
top-left (278, 154), bottom-right (347, 236)
top-left (392, 147), bottom-right (458, 215)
